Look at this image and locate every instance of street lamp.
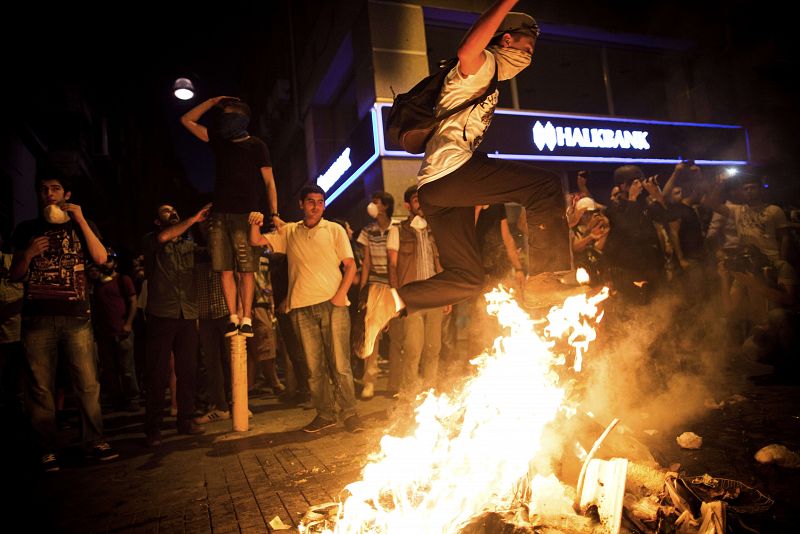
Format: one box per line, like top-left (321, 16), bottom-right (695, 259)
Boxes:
top-left (173, 78), bottom-right (195, 100)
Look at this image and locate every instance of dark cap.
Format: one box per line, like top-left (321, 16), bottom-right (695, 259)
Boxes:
top-left (613, 165), bottom-right (644, 185)
top-left (493, 12), bottom-right (541, 40)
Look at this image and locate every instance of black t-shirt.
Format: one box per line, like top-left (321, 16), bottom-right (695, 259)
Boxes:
top-left (667, 202), bottom-right (706, 260)
top-left (12, 218), bottom-right (100, 317)
top-left (208, 132), bottom-right (271, 213)
top-left (605, 198), bottom-right (666, 272)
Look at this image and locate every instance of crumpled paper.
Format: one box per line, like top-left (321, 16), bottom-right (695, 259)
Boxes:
top-left (677, 431), bottom-right (703, 449)
top-left (269, 516), bottom-right (291, 530)
top-left (754, 444), bottom-right (800, 468)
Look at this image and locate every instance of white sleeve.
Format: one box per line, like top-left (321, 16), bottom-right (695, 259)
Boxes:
top-left (333, 226), bottom-right (354, 261)
top-left (386, 225), bottom-right (400, 251)
top-left (449, 50), bottom-right (495, 87)
top-left (265, 226), bottom-right (288, 254)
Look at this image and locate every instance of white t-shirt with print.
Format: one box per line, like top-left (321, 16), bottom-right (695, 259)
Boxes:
top-left (417, 50), bottom-right (499, 187)
top-left (728, 203), bottom-right (787, 262)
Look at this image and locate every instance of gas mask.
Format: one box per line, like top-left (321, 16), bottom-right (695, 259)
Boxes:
top-left (488, 45), bottom-right (531, 81)
top-left (214, 112), bottom-right (249, 140)
top-left (44, 204), bottom-right (70, 224)
top-left (366, 202), bottom-right (379, 218)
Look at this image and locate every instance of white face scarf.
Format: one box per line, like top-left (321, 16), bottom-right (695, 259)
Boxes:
top-left (488, 45), bottom-right (532, 81)
top-left (44, 204), bottom-right (70, 224)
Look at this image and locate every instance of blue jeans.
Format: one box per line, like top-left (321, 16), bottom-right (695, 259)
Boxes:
top-left (23, 315), bottom-right (104, 452)
top-left (291, 301), bottom-right (357, 421)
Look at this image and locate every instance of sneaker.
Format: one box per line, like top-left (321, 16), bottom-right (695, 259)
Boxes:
top-left (193, 409), bottom-right (231, 425)
top-left (361, 382), bottom-right (375, 400)
top-left (224, 321), bottom-right (239, 337)
top-left (344, 414), bottom-right (365, 434)
top-left (87, 441), bottom-right (119, 461)
top-left (41, 453), bottom-right (60, 472)
top-left (523, 271), bottom-right (585, 309)
top-left (302, 415), bottom-right (336, 433)
top-left (177, 420), bottom-right (206, 435)
top-left (353, 284), bottom-right (399, 358)
top-left (238, 323), bottom-right (254, 338)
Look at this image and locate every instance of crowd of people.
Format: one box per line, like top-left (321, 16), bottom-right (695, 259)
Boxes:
top-left (0, 0), bottom-right (798, 476)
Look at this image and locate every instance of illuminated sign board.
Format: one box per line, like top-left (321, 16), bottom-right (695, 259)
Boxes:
top-left (532, 121), bottom-right (650, 151)
top-left (375, 103), bottom-right (749, 165)
top-left (317, 147), bottom-right (352, 192)
top-left (315, 109), bottom-right (380, 205)
top-left (319, 103), bottom-right (748, 204)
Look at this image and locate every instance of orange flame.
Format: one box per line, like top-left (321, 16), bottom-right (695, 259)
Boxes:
top-left (303, 286), bottom-right (608, 534)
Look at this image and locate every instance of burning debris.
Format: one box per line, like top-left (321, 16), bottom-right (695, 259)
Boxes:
top-left (298, 286), bottom-right (773, 534)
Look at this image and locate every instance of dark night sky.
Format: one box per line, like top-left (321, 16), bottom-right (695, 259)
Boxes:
top-left (4, 1), bottom-right (797, 205)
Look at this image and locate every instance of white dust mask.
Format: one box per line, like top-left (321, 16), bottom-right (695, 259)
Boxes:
top-left (366, 202), bottom-right (379, 218)
top-left (410, 215), bottom-right (427, 230)
top-left (489, 45), bottom-right (531, 81)
top-left (44, 204), bottom-right (70, 224)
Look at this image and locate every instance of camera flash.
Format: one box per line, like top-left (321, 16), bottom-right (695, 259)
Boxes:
top-left (726, 167), bottom-right (738, 176)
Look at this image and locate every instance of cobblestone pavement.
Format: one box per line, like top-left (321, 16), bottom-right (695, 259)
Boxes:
top-left (7, 357), bottom-right (799, 533)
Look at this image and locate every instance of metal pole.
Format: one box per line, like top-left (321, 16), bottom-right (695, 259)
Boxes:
top-left (601, 47), bottom-right (615, 116)
top-left (510, 77), bottom-right (521, 110)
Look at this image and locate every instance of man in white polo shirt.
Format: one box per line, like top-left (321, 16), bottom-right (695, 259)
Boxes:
top-left (248, 185), bottom-right (363, 433)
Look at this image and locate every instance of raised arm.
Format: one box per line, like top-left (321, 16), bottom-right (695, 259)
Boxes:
top-left (458, 0), bottom-right (518, 76)
top-left (261, 167), bottom-right (286, 229)
top-left (704, 172), bottom-right (731, 218)
top-left (157, 203), bottom-right (211, 244)
top-left (180, 96), bottom-right (230, 142)
top-left (63, 203), bottom-right (107, 264)
top-left (248, 212), bottom-right (274, 248)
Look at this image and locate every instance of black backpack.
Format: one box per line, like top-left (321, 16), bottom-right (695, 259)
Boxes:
top-left (386, 58), bottom-right (498, 154)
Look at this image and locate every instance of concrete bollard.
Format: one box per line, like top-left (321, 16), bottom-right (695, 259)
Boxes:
top-left (230, 335), bottom-right (249, 431)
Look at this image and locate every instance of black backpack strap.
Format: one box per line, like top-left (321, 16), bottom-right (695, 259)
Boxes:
top-left (434, 55), bottom-right (499, 123)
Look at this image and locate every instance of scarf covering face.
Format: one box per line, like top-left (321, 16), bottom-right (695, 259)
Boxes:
top-left (214, 112), bottom-right (250, 140)
top-left (488, 45), bottom-right (532, 81)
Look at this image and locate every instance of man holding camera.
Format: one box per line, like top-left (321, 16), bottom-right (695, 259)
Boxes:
top-left (603, 165), bottom-right (668, 303)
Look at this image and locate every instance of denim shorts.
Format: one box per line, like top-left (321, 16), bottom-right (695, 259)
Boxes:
top-left (208, 212), bottom-right (259, 272)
